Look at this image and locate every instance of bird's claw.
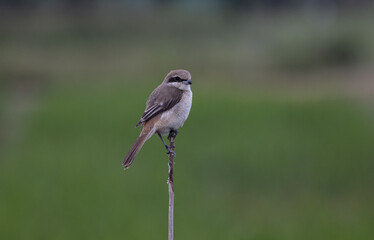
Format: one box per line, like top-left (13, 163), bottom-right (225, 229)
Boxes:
top-left (166, 147), bottom-right (175, 156)
top-left (168, 130), bottom-right (178, 140)
top-left (166, 149), bottom-right (176, 156)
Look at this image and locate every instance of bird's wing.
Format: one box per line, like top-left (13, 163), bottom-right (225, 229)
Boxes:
top-left (136, 85), bottom-right (183, 127)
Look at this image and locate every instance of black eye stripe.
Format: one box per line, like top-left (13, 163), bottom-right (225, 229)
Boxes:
top-left (168, 76), bottom-right (183, 83)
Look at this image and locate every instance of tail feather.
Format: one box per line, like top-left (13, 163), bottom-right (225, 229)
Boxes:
top-left (123, 128), bottom-right (154, 170)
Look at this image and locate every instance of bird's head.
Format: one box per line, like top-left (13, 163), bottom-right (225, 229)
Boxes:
top-left (164, 69), bottom-right (192, 90)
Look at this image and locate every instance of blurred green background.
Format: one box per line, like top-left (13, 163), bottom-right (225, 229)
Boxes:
top-left (1, 0), bottom-right (374, 239)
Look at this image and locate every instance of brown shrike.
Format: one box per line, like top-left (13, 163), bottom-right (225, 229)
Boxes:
top-left (123, 70), bottom-right (192, 170)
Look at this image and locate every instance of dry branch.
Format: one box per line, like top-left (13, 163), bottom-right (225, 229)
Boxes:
top-left (168, 133), bottom-right (175, 240)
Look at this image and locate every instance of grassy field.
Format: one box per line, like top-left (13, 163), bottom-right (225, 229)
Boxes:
top-left (1, 82), bottom-right (374, 240)
top-left (1, 8), bottom-right (374, 240)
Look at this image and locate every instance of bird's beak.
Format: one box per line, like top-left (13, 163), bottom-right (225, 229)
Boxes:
top-left (184, 79), bottom-right (192, 85)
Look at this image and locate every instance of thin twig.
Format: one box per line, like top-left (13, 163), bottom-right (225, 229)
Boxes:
top-left (168, 134), bottom-right (175, 240)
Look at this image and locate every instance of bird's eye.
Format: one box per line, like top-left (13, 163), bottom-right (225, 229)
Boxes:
top-left (169, 76), bottom-right (182, 82)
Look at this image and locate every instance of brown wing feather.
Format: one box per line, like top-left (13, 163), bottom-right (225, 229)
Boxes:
top-left (136, 85), bottom-right (183, 127)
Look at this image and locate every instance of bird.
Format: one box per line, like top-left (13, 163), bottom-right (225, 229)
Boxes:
top-left (123, 69), bottom-right (192, 170)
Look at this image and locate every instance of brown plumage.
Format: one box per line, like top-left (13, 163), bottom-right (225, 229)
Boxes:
top-left (123, 116), bottom-right (160, 169)
top-left (123, 69), bottom-right (192, 170)
top-left (136, 85), bottom-right (183, 127)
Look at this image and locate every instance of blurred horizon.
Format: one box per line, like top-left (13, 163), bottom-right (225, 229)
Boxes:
top-left (1, 1), bottom-right (374, 94)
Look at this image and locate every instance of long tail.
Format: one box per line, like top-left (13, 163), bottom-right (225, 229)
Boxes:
top-left (122, 127), bottom-right (155, 170)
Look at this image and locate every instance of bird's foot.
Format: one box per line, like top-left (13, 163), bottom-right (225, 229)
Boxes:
top-left (168, 130), bottom-right (178, 140)
top-left (166, 147), bottom-right (176, 156)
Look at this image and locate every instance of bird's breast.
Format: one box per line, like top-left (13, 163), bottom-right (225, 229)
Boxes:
top-left (156, 90), bottom-right (192, 135)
